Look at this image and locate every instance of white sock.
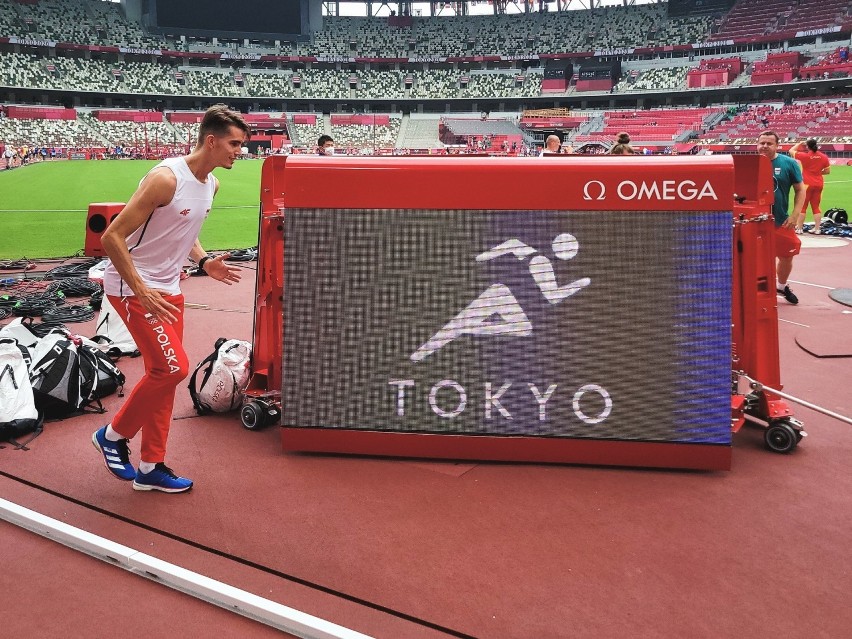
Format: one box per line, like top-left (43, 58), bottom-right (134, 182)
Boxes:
top-left (104, 424), bottom-right (123, 442)
top-left (139, 461), bottom-right (157, 474)
top-left (777, 281), bottom-right (786, 292)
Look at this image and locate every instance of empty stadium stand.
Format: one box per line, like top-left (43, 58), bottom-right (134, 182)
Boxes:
top-left (699, 100), bottom-right (852, 143)
top-left (716, 0), bottom-right (851, 39)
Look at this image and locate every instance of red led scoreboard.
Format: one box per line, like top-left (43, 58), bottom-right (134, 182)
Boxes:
top-left (254, 156), bottom-right (736, 470)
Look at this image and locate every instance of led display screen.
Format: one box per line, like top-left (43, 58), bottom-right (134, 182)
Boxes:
top-left (281, 208), bottom-right (731, 446)
top-left (155, 0), bottom-right (303, 35)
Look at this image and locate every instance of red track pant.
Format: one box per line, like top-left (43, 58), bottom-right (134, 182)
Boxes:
top-left (108, 294), bottom-right (189, 463)
top-left (804, 185), bottom-right (824, 215)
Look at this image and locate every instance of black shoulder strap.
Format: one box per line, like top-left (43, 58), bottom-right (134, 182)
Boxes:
top-left (188, 351), bottom-right (219, 414)
top-left (4, 410), bottom-right (45, 451)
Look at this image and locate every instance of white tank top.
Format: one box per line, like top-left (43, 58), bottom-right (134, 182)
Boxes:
top-left (104, 157), bottom-right (217, 297)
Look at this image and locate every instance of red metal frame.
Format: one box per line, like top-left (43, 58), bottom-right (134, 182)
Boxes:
top-left (729, 155), bottom-right (795, 429)
top-left (247, 158), bottom-right (286, 398)
top-left (248, 154), bottom-right (795, 469)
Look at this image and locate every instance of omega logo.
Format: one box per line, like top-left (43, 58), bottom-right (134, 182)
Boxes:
top-left (583, 179), bottom-right (718, 202)
top-left (583, 180), bottom-right (606, 201)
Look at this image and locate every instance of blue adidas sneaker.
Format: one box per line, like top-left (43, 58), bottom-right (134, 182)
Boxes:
top-left (133, 463), bottom-right (193, 493)
top-left (92, 426), bottom-right (136, 481)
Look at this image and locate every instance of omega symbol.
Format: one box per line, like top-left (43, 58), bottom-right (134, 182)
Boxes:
top-left (583, 180), bottom-right (606, 201)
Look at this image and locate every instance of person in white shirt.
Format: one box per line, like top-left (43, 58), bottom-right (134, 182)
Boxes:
top-left (3, 146), bottom-right (15, 169)
top-left (539, 134), bottom-right (572, 156)
top-left (92, 104), bottom-right (249, 493)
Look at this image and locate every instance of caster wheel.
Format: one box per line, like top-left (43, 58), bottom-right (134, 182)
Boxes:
top-left (240, 401), bottom-right (264, 431)
top-left (764, 422), bottom-right (798, 453)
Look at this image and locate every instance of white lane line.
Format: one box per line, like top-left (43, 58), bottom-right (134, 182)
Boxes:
top-left (788, 280), bottom-right (839, 290)
top-left (0, 498), bottom-right (373, 639)
top-left (779, 318), bottom-right (811, 327)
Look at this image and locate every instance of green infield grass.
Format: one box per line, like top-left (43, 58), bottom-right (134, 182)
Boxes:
top-left (0, 159), bottom-right (850, 259)
top-left (0, 159), bottom-right (262, 259)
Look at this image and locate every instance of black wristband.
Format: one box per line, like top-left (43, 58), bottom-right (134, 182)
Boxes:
top-left (198, 255), bottom-right (212, 270)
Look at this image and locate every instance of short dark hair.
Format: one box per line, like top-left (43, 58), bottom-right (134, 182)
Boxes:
top-left (198, 104), bottom-right (250, 145)
top-left (758, 130), bottom-right (779, 143)
top-left (806, 138), bottom-right (819, 152)
top-left (317, 135), bottom-right (334, 147)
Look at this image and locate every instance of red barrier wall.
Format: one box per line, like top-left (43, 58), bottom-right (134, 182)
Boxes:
top-left (687, 69), bottom-right (731, 88)
top-left (751, 70), bottom-right (795, 85)
top-left (167, 112), bottom-right (205, 124)
top-left (6, 106), bottom-right (76, 120)
top-left (95, 110), bottom-right (163, 122)
top-left (575, 79), bottom-right (613, 92)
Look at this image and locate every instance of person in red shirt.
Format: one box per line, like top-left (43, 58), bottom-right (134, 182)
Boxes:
top-left (790, 139), bottom-right (831, 234)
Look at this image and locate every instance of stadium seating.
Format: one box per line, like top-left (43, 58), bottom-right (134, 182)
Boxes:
top-left (298, 6), bottom-right (714, 58)
top-left (715, 0), bottom-right (850, 38)
top-left (330, 116), bottom-right (402, 152)
top-left (78, 113), bottom-right (179, 150)
top-left (699, 101), bottom-right (852, 144)
top-left (0, 2), bottom-right (716, 59)
top-left (290, 119), bottom-right (327, 149)
top-left (353, 71), bottom-right (406, 100)
top-left (244, 72), bottom-right (300, 99)
top-left (614, 67), bottom-right (691, 93)
top-left (579, 107), bottom-right (724, 142)
top-left (120, 61), bottom-right (184, 95)
top-left (0, 0), bottom-right (161, 48)
top-left (184, 70), bottom-right (244, 99)
top-left (0, 112), bottom-right (99, 148)
top-left (399, 117), bottom-right (444, 150)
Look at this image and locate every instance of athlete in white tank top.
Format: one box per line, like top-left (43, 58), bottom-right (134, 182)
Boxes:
top-left (103, 157), bottom-right (217, 297)
top-left (94, 105), bottom-right (248, 492)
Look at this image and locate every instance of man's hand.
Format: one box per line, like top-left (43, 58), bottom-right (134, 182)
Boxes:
top-left (136, 286), bottom-right (180, 324)
top-left (783, 213), bottom-right (803, 232)
top-left (202, 253), bottom-right (242, 285)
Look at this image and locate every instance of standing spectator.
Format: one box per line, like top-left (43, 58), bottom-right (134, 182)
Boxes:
top-left (3, 145), bottom-right (15, 170)
top-left (756, 131), bottom-right (806, 305)
top-left (789, 139), bottom-right (831, 234)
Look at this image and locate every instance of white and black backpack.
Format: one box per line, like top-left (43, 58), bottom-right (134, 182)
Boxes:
top-left (188, 338), bottom-right (252, 414)
top-left (28, 332), bottom-right (125, 418)
top-left (0, 337), bottom-right (43, 448)
top-left (28, 332), bottom-right (84, 418)
top-left (91, 294), bottom-right (139, 357)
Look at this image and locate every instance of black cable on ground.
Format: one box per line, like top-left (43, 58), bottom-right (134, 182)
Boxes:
top-left (0, 259), bottom-right (36, 271)
top-left (47, 277), bottom-right (102, 298)
top-left (10, 289), bottom-right (66, 317)
top-left (41, 304), bottom-right (95, 324)
top-left (0, 294), bottom-right (21, 308)
top-left (43, 258), bottom-right (103, 280)
top-left (224, 247), bottom-right (258, 262)
top-left (25, 320), bottom-right (68, 337)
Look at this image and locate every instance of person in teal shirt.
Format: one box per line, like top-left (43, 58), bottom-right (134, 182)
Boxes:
top-left (756, 131), bottom-right (806, 305)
